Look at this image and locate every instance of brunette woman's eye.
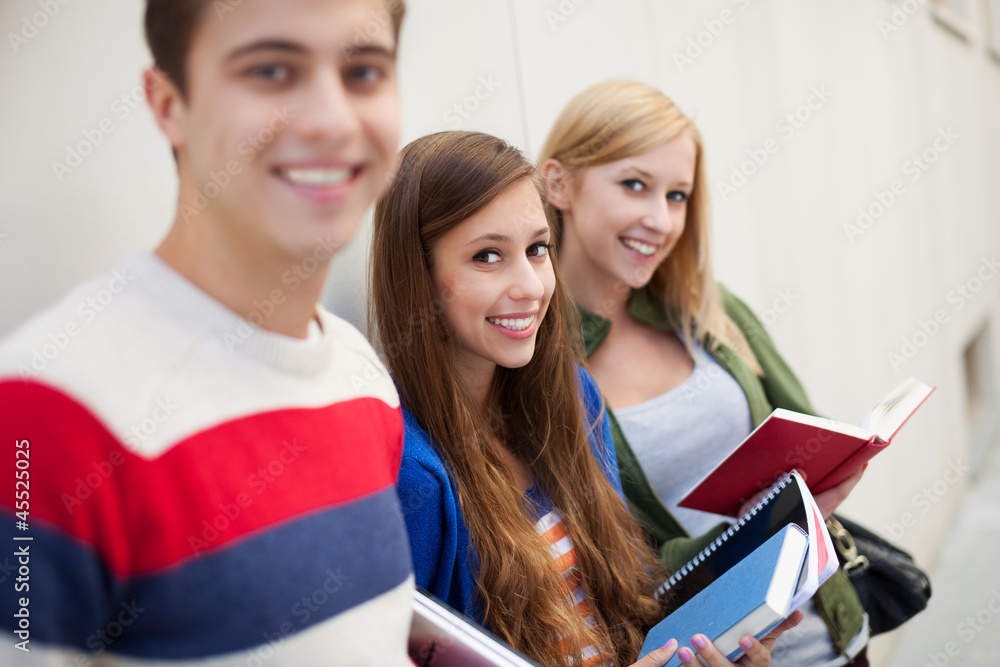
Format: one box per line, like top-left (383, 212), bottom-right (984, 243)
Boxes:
top-left (527, 242), bottom-right (551, 258)
top-left (473, 250), bottom-right (502, 265)
top-left (621, 179), bottom-right (645, 192)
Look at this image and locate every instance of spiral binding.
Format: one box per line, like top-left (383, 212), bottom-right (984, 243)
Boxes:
top-left (653, 472), bottom-right (795, 600)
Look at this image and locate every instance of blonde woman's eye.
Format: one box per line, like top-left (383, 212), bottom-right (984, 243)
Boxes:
top-left (527, 242), bottom-right (551, 258)
top-left (667, 191), bottom-right (688, 203)
top-left (621, 179), bottom-right (645, 192)
top-left (473, 250), bottom-right (501, 265)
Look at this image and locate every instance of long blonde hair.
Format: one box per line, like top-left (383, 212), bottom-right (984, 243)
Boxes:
top-left (539, 80), bottom-right (760, 371)
top-left (370, 131), bottom-right (665, 666)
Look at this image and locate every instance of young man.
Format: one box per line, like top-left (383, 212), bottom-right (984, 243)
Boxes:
top-left (0, 1), bottom-right (412, 664)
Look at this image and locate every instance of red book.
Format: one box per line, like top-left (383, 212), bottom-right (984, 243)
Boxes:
top-left (678, 378), bottom-right (935, 517)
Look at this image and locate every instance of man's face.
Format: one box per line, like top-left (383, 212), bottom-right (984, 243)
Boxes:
top-left (170, 0), bottom-right (400, 262)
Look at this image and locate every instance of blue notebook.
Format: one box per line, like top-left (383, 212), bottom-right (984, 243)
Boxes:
top-left (654, 471), bottom-right (836, 613)
top-left (639, 524), bottom-right (809, 666)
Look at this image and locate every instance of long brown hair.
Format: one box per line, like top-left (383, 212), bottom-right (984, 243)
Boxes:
top-left (539, 80), bottom-right (760, 372)
top-left (370, 131), bottom-right (664, 666)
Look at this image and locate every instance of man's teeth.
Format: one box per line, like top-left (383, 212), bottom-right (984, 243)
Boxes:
top-left (280, 167), bottom-right (352, 186)
top-left (622, 238), bottom-right (657, 257)
top-left (487, 315), bottom-right (535, 331)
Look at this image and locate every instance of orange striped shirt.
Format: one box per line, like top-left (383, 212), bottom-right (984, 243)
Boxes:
top-left (534, 509), bottom-right (613, 666)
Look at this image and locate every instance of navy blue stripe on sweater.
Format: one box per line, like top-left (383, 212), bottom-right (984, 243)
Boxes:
top-left (1, 487), bottom-right (411, 659)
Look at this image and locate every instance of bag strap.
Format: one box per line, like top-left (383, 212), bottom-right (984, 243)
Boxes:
top-left (826, 516), bottom-right (869, 573)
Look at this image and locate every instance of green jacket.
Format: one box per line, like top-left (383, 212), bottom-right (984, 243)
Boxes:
top-left (577, 285), bottom-right (866, 655)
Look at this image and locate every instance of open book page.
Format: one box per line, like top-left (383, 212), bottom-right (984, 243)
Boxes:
top-left (787, 471), bottom-right (837, 609)
top-left (860, 377), bottom-right (935, 442)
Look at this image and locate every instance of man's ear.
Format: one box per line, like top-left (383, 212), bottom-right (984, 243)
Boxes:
top-left (542, 159), bottom-right (571, 211)
top-left (144, 68), bottom-right (186, 151)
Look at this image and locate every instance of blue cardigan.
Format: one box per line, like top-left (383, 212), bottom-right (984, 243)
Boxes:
top-left (395, 367), bottom-right (624, 623)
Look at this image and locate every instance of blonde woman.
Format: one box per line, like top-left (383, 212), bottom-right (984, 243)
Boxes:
top-left (539, 81), bottom-right (870, 667)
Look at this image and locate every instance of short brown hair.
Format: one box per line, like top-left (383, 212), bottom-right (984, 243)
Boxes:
top-left (144, 0), bottom-right (407, 98)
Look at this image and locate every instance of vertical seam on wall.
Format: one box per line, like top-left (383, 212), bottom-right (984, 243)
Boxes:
top-left (507, 0), bottom-right (532, 150)
top-left (647, 0), bottom-right (663, 85)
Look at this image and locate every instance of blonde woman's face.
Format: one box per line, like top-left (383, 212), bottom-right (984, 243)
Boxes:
top-left (558, 135), bottom-right (697, 290)
top-left (429, 179), bottom-right (556, 387)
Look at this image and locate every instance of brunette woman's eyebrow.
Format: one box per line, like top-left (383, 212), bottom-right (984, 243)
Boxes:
top-left (466, 228), bottom-right (548, 246)
top-left (467, 233), bottom-right (508, 245)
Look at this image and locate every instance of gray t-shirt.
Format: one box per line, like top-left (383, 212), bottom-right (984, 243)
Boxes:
top-left (614, 341), bottom-right (866, 666)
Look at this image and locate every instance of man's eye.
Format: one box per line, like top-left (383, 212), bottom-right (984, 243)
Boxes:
top-left (621, 179), bottom-right (645, 192)
top-left (249, 64), bottom-right (291, 82)
top-left (346, 65), bottom-right (384, 86)
top-left (527, 243), bottom-right (551, 258)
top-left (473, 250), bottom-right (501, 265)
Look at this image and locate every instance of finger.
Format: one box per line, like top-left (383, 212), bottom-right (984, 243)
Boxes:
top-left (629, 639), bottom-right (678, 667)
top-left (758, 610), bottom-right (805, 651)
top-left (734, 636), bottom-right (773, 667)
top-left (681, 634), bottom-right (744, 666)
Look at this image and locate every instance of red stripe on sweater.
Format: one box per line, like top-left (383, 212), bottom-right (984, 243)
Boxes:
top-left (1, 380), bottom-right (403, 577)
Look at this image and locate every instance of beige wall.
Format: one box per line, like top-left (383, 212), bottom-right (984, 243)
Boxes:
top-left (2, 0), bottom-right (999, 661)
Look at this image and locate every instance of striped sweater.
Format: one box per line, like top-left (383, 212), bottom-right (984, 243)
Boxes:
top-left (0, 252), bottom-right (414, 666)
top-left (534, 509), bottom-right (612, 666)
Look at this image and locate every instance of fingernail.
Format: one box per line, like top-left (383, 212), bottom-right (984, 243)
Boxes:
top-left (661, 638), bottom-right (677, 650)
top-left (678, 648), bottom-right (693, 664)
top-left (741, 638), bottom-right (754, 650)
top-left (691, 635), bottom-right (706, 649)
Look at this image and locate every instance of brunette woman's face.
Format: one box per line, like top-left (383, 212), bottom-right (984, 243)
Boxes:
top-left (555, 134), bottom-right (697, 290)
top-left (430, 179), bottom-right (556, 385)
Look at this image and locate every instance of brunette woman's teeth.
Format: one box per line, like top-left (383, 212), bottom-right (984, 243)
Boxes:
top-left (279, 167), bottom-right (352, 186)
top-left (621, 238), bottom-right (657, 256)
top-left (487, 315), bottom-right (535, 331)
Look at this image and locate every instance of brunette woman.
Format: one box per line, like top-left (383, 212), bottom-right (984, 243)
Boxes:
top-left (370, 130), bottom-right (800, 667)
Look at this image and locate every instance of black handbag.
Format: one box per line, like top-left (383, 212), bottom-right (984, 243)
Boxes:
top-left (827, 515), bottom-right (932, 636)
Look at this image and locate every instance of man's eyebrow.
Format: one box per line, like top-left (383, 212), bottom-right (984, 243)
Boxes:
top-left (226, 40), bottom-right (308, 62)
top-left (342, 43), bottom-right (397, 59)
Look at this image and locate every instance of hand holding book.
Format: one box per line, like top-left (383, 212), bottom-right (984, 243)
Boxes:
top-left (642, 472), bottom-right (836, 666)
top-left (680, 378), bottom-right (934, 517)
top-left (634, 612), bottom-right (804, 667)
top-left (737, 465), bottom-right (867, 520)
